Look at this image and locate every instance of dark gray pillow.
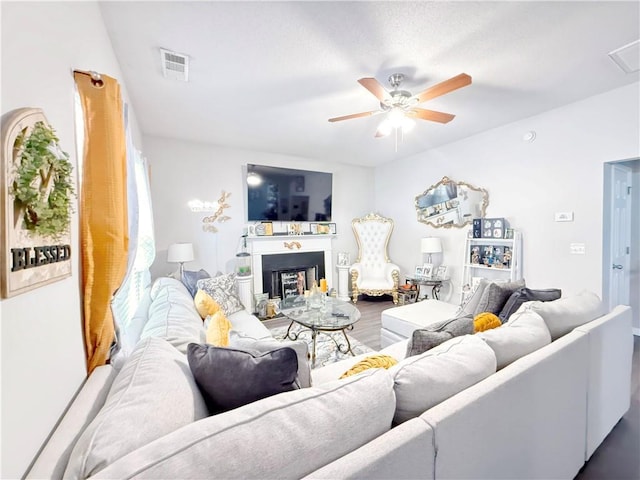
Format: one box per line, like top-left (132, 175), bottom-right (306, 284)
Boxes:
top-left (406, 315), bottom-right (474, 357)
top-left (473, 279), bottom-right (526, 316)
top-left (181, 269), bottom-right (211, 297)
top-left (187, 343), bottom-right (299, 415)
top-left (499, 287), bottom-right (562, 323)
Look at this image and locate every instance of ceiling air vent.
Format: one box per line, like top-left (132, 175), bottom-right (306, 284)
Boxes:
top-left (160, 48), bottom-right (189, 81)
top-left (608, 40), bottom-right (640, 74)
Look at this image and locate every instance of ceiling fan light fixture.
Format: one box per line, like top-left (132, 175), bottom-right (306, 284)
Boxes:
top-left (376, 118), bottom-right (393, 137)
top-left (401, 116), bottom-right (416, 133)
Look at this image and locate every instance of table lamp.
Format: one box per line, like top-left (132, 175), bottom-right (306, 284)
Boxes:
top-left (167, 242), bottom-right (194, 277)
top-left (421, 237), bottom-right (442, 264)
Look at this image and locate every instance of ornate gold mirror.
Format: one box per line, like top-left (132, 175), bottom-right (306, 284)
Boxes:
top-left (415, 177), bottom-right (488, 228)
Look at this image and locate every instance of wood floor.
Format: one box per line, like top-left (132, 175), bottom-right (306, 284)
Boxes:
top-left (264, 296), bottom-right (640, 480)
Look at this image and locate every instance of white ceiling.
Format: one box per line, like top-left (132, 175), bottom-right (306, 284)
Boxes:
top-left (99, 1), bottom-right (640, 167)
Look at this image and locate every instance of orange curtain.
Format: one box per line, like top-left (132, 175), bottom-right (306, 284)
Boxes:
top-left (74, 72), bottom-right (128, 374)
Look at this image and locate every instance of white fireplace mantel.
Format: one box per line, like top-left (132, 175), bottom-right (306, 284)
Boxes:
top-left (247, 235), bottom-right (335, 296)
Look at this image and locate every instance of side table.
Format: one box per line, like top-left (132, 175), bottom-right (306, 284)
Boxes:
top-left (405, 276), bottom-right (448, 301)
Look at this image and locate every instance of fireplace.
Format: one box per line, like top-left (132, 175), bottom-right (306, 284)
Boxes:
top-left (262, 251), bottom-right (325, 299)
top-left (247, 235), bottom-right (334, 299)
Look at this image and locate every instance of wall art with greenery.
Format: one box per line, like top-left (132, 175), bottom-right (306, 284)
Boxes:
top-left (1, 108), bottom-right (75, 298)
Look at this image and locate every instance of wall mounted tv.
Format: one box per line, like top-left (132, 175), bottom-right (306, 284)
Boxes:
top-left (246, 164), bottom-right (332, 222)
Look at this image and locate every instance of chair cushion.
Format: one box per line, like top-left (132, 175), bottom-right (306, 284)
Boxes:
top-left (64, 337), bottom-right (208, 479)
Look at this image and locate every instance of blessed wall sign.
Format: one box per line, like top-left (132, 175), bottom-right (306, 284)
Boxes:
top-left (1, 108), bottom-right (74, 298)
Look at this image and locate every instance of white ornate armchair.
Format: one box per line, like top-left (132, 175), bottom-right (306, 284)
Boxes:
top-left (350, 212), bottom-right (400, 304)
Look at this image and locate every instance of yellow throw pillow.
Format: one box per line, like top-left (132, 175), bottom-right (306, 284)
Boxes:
top-left (474, 312), bottom-right (502, 332)
top-left (195, 289), bottom-right (220, 319)
top-left (206, 311), bottom-right (232, 347)
top-left (339, 354), bottom-right (398, 379)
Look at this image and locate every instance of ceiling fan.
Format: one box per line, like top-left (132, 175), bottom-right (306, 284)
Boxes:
top-left (329, 72), bottom-right (472, 137)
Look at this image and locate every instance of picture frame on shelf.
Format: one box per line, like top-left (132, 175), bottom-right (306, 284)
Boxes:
top-left (435, 265), bottom-right (448, 280)
top-left (422, 263), bottom-right (434, 278)
top-left (255, 221), bottom-right (273, 236)
top-left (414, 266), bottom-right (424, 278)
top-left (337, 252), bottom-right (350, 266)
top-left (287, 222), bottom-right (303, 236)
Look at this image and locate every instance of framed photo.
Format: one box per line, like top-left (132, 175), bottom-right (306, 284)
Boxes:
top-left (255, 221), bottom-right (273, 236)
top-left (435, 265), bottom-right (448, 280)
top-left (414, 266), bottom-right (424, 278)
top-left (422, 263), bottom-right (434, 278)
top-left (337, 252), bottom-right (350, 266)
top-left (287, 222), bottom-right (303, 235)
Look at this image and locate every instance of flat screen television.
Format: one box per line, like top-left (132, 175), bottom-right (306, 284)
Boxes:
top-left (246, 164), bottom-right (332, 222)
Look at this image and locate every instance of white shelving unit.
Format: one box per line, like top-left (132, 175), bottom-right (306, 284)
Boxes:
top-left (461, 230), bottom-right (523, 302)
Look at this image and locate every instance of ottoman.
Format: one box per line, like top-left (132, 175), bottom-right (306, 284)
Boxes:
top-left (380, 299), bottom-right (460, 348)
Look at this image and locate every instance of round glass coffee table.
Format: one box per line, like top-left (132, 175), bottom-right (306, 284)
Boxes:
top-left (282, 297), bottom-right (361, 368)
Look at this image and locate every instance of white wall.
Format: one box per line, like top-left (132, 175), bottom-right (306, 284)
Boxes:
top-left (144, 136), bottom-right (374, 287)
top-left (374, 83), bottom-right (640, 302)
top-left (0, 2), bottom-right (142, 477)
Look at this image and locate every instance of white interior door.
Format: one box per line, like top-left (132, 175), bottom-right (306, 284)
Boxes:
top-left (609, 164), bottom-right (632, 309)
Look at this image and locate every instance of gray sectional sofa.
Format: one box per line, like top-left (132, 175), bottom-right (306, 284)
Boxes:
top-left (27, 277), bottom-right (633, 479)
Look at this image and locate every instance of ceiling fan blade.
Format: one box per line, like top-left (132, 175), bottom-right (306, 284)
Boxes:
top-left (407, 108), bottom-right (456, 124)
top-left (328, 110), bottom-right (380, 122)
top-left (357, 77), bottom-right (392, 102)
top-left (413, 73), bottom-right (472, 104)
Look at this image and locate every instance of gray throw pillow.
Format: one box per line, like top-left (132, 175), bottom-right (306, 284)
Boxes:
top-left (187, 343), bottom-right (299, 415)
top-left (474, 279), bottom-right (525, 316)
top-left (181, 269), bottom-right (211, 297)
top-left (406, 315), bottom-right (474, 357)
top-left (498, 287), bottom-right (562, 323)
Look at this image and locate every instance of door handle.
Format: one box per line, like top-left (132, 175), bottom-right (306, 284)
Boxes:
top-left (612, 264), bottom-right (623, 270)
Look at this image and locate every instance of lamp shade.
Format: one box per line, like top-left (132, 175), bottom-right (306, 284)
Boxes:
top-left (167, 243), bottom-right (194, 263)
top-left (421, 237), bottom-right (442, 254)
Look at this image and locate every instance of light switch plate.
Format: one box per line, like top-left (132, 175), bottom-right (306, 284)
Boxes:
top-left (555, 212), bottom-right (574, 222)
top-left (570, 243), bottom-right (586, 254)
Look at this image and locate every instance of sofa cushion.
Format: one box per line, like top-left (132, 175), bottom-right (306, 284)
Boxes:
top-left (523, 290), bottom-right (603, 341)
top-left (229, 330), bottom-right (312, 388)
top-left (406, 315), bottom-right (474, 357)
top-left (141, 277), bottom-right (205, 353)
top-left (181, 268), bottom-right (211, 297)
top-left (391, 335), bottom-right (497, 424)
top-left (457, 278), bottom-right (490, 316)
top-left (197, 273), bottom-right (244, 316)
top-left (92, 369), bottom-right (396, 480)
top-left (499, 287), bottom-right (561, 322)
top-left (477, 309), bottom-right (552, 369)
top-left (64, 337), bottom-right (208, 479)
top-left (110, 287), bottom-right (152, 369)
top-left (187, 343), bottom-right (299, 414)
top-left (474, 279), bottom-right (526, 316)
